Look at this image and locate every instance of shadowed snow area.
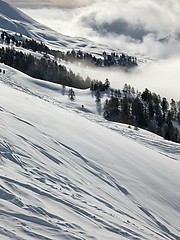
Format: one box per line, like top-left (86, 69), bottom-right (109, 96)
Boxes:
top-left (0, 64), bottom-right (180, 240)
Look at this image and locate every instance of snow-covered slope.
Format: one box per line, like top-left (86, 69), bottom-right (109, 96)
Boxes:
top-left (0, 0), bottom-right (37, 37)
top-left (0, 0), bottom-right (113, 53)
top-left (0, 63), bottom-right (180, 240)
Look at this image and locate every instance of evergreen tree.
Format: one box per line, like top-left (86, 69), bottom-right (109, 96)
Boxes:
top-left (117, 89), bottom-right (121, 99)
top-left (95, 89), bottom-right (101, 102)
top-left (161, 97), bottom-right (169, 122)
top-left (120, 95), bottom-right (130, 122)
top-left (148, 100), bottom-right (155, 120)
top-left (132, 97), bottom-right (147, 127)
top-left (170, 99), bottom-right (177, 120)
top-left (68, 88), bottom-right (75, 101)
top-left (103, 97), bottom-right (120, 121)
top-left (141, 88), bottom-right (152, 102)
top-left (104, 78), bottom-right (110, 89)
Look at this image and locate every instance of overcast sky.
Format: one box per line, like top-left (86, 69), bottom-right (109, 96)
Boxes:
top-left (6, 0), bottom-right (93, 8)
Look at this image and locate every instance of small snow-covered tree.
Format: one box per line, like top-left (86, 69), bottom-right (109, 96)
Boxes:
top-left (68, 88), bottom-right (75, 101)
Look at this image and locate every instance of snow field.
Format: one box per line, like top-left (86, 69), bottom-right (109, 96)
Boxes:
top-left (0, 64), bottom-right (180, 240)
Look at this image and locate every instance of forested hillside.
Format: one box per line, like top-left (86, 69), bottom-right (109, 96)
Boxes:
top-left (1, 30), bottom-right (180, 143)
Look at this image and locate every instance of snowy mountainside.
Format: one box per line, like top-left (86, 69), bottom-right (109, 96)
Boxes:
top-left (0, 0), bottom-right (35, 37)
top-left (0, 0), bottom-right (115, 54)
top-left (0, 63), bottom-right (180, 240)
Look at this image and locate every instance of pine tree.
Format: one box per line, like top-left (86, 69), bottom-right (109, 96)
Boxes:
top-left (161, 97), bottom-right (169, 122)
top-left (95, 89), bottom-right (101, 102)
top-left (132, 97), bottom-right (147, 127)
top-left (170, 99), bottom-right (177, 120)
top-left (141, 88), bottom-right (152, 102)
top-left (103, 97), bottom-right (119, 121)
top-left (104, 78), bottom-right (110, 89)
top-left (68, 88), bottom-right (75, 101)
top-left (120, 95), bottom-right (130, 122)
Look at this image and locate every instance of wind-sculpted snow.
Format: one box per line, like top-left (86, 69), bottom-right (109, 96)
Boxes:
top-left (0, 64), bottom-right (180, 240)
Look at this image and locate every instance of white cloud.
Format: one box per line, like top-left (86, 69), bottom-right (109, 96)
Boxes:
top-left (20, 0), bottom-right (180, 59)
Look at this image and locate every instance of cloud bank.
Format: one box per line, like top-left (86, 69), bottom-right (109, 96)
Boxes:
top-left (4, 0), bottom-right (180, 100)
top-left (17, 0), bottom-right (180, 59)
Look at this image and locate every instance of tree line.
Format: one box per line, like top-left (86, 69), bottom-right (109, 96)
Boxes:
top-left (0, 31), bottom-right (138, 70)
top-left (103, 85), bottom-right (180, 143)
top-left (50, 49), bottom-right (138, 69)
top-left (1, 31), bottom-right (49, 53)
top-left (0, 46), bottom-right (92, 89)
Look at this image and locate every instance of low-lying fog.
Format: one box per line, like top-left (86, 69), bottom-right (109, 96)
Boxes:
top-left (65, 57), bottom-right (180, 102)
top-left (7, 0), bottom-right (180, 101)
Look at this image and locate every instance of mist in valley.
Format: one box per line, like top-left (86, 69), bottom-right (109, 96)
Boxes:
top-left (7, 0), bottom-right (180, 101)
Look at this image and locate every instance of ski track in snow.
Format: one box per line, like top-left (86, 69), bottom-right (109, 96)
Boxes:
top-left (0, 138), bottom-right (148, 240)
top-left (0, 66), bottom-right (180, 240)
top-left (0, 67), bottom-right (179, 163)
